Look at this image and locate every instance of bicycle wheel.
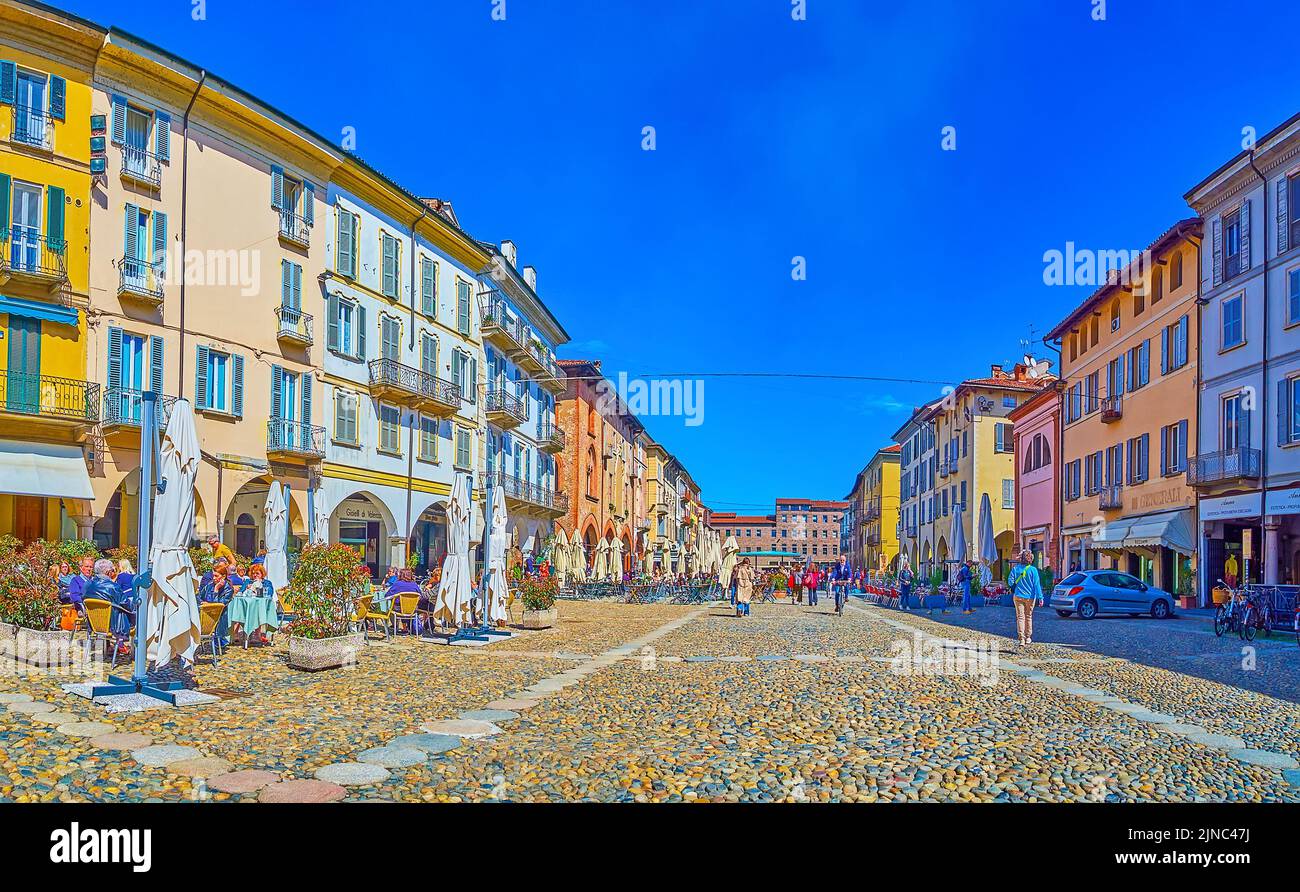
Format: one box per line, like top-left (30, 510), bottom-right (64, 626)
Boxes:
top-left (1213, 605), bottom-right (1229, 637)
top-left (1259, 604), bottom-right (1274, 639)
top-left (1241, 605), bottom-right (1258, 641)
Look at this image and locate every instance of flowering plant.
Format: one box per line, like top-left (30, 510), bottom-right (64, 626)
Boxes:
top-left (281, 544), bottom-right (371, 640)
top-left (520, 575), bottom-right (557, 612)
top-left (0, 541), bottom-right (64, 630)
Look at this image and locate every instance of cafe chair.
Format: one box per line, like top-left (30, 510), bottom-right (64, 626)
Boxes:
top-left (198, 602), bottom-right (229, 668)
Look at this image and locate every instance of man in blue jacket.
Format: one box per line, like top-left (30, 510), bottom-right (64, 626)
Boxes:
top-left (1008, 551), bottom-right (1044, 647)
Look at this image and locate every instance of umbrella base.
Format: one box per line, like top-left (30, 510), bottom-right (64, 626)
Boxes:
top-left (90, 674), bottom-right (186, 705)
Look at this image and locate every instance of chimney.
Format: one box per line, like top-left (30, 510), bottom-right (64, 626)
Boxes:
top-left (523, 265), bottom-right (537, 291)
top-left (500, 240), bottom-right (517, 269)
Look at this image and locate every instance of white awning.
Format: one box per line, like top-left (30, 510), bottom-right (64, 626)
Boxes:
top-left (0, 439), bottom-right (93, 500)
top-left (1091, 518), bottom-right (1134, 552)
top-left (1124, 509), bottom-right (1195, 554)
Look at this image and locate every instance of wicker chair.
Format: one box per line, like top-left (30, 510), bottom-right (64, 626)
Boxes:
top-left (80, 598), bottom-right (132, 668)
top-left (392, 593), bottom-right (421, 636)
top-left (198, 601), bottom-right (228, 667)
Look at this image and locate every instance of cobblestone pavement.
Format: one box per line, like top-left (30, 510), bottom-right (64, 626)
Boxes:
top-left (2, 599), bottom-right (1297, 802)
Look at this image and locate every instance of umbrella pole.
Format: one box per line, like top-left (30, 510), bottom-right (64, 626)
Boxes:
top-left (478, 473), bottom-right (508, 638)
top-left (92, 391), bottom-right (185, 704)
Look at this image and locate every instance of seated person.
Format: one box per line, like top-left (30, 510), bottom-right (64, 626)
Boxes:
top-left (83, 558), bottom-right (134, 650)
top-left (198, 562), bottom-right (237, 646)
top-left (63, 556), bottom-right (96, 605)
top-left (232, 562), bottom-right (278, 645)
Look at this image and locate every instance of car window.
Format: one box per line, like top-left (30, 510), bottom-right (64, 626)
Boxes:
top-left (1115, 574), bottom-right (1143, 589)
top-left (1093, 573), bottom-right (1120, 587)
top-left (1061, 573), bottom-right (1085, 585)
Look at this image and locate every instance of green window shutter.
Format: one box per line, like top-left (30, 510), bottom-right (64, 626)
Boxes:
top-left (382, 234), bottom-right (396, 296)
top-left (0, 61), bottom-right (15, 105)
top-left (271, 165), bottom-right (284, 210)
top-left (327, 293), bottom-right (340, 351)
top-left (231, 354), bottom-right (245, 417)
top-left (469, 356), bottom-right (478, 404)
top-left (154, 110), bottom-right (170, 161)
top-left (152, 211), bottom-right (167, 276)
top-left (0, 172), bottom-right (11, 238)
top-left (123, 203), bottom-right (138, 259)
top-left (111, 94), bottom-right (126, 145)
top-left (292, 263), bottom-right (302, 309)
top-left (149, 336), bottom-right (164, 392)
top-left (45, 186), bottom-right (65, 251)
top-left (107, 326), bottom-right (123, 390)
top-left (421, 257), bottom-right (434, 314)
top-left (356, 304), bottom-right (367, 359)
top-left (49, 75), bottom-right (66, 121)
top-left (303, 182), bottom-right (314, 225)
top-left (195, 345), bottom-right (209, 409)
top-left (271, 364), bottom-right (283, 419)
top-left (280, 260), bottom-right (290, 306)
top-left (337, 210), bottom-right (354, 277)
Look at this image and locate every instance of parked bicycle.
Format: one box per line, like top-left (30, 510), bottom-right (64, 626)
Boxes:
top-left (1212, 579), bottom-right (1247, 638)
top-left (1240, 588), bottom-right (1275, 642)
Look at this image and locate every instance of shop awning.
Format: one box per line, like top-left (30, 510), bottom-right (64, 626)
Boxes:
top-left (0, 294), bottom-right (79, 327)
top-left (0, 439), bottom-right (93, 500)
top-left (1124, 509), bottom-right (1195, 554)
top-left (1091, 518), bottom-right (1135, 552)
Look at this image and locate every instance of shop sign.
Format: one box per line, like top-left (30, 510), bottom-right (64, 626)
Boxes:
top-left (1199, 492), bottom-right (1262, 522)
top-left (1264, 488), bottom-right (1300, 516)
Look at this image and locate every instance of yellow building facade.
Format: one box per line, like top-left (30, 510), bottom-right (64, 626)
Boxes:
top-left (862, 445), bottom-right (900, 572)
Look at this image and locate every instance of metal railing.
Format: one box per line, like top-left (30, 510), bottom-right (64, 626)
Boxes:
top-left (1101, 395), bottom-right (1122, 422)
top-left (495, 470), bottom-right (568, 513)
top-left (118, 255), bottom-right (164, 300)
top-left (864, 499), bottom-right (881, 521)
top-left (267, 418), bottom-right (325, 457)
top-left (275, 305), bottom-right (313, 344)
top-left (1241, 585), bottom-right (1299, 631)
top-left (538, 420), bottom-right (566, 451)
top-left (368, 358), bottom-right (461, 408)
top-left (10, 105), bottom-right (52, 150)
top-left (103, 387), bottom-right (175, 428)
top-left (0, 371), bottom-right (98, 422)
top-left (1099, 484), bottom-right (1123, 510)
top-left (278, 209), bottom-right (311, 246)
top-left (2, 231), bottom-right (68, 282)
top-left (121, 145), bottom-right (162, 187)
top-left (485, 387), bottom-right (529, 423)
top-left (1187, 447), bottom-right (1261, 486)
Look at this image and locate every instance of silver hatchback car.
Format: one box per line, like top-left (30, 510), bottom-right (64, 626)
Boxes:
top-left (1050, 570), bottom-right (1176, 620)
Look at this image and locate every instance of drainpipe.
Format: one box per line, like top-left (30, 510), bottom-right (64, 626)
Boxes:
top-left (401, 207), bottom-right (428, 566)
top-left (1248, 151), bottom-right (1271, 584)
top-left (1193, 235), bottom-right (1206, 603)
top-left (1041, 334), bottom-right (1064, 574)
top-left (176, 71), bottom-right (206, 397)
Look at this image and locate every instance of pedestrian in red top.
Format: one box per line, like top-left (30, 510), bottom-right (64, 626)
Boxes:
top-left (803, 565), bottom-right (820, 606)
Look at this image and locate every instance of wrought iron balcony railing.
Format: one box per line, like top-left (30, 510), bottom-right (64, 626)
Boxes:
top-left (1, 231), bottom-right (68, 283)
top-left (275, 305), bottom-right (313, 345)
top-left (368, 358), bottom-right (461, 410)
top-left (10, 105), bottom-right (53, 150)
top-left (495, 470), bottom-right (568, 513)
top-left (1188, 447), bottom-right (1261, 487)
top-left (864, 499), bottom-right (881, 521)
top-left (1101, 395), bottom-right (1122, 423)
top-left (278, 210), bottom-right (311, 247)
top-left (485, 387), bottom-right (529, 424)
top-left (103, 387), bottom-right (175, 429)
top-left (538, 420), bottom-right (566, 452)
top-left (905, 524), bottom-right (918, 539)
top-left (267, 417), bottom-right (325, 458)
top-left (118, 255), bottom-right (164, 301)
top-left (1099, 484), bottom-right (1124, 510)
top-left (0, 371), bottom-right (98, 422)
top-left (120, 145), bottom-right (162, 188)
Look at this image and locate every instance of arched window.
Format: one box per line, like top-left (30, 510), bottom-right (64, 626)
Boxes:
top-left (587, 404), bottom-right (597, 435)
top-left (1170, 250), bottom-right (1183, 289)
top-left (1152, 267), bottom-right (1164, 303)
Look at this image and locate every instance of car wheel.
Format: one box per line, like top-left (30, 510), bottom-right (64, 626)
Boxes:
top-left (1077, 598), bottom-right (1098, 620)
top-left (1150, 599), bottom-right (1171, 620)
top-left (1056, 609), bottom-right (1073, 618)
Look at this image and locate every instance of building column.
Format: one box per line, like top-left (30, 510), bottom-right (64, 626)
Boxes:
top-left (1264, 517), bottom-right (1281, 585)
top-left (388, 535), bottom-right (407, 572)
top-left (68, 514), bottom-right (96, 542)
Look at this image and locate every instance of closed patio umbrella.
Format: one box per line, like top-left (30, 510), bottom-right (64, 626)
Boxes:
top-left (594, 537), bottom-right (611, 580)
top-left (611, 536), bottom-right (625, 578)
top-left (434, 474), bottom-right (473, 628)
top-left (552, 527), bottom-right (569, 587)
top-left (144, 399), bottom-right (202, 668)
top-left (949, 499), bottom-right (967, 569)
top-left (977, 492), bottom-right (997, 587)
top-left (312, 489), bottom-right (330, 545)
top-left (676, 547), bottom-right (687, 577)
top-left (484, 494), bottom-right (509, 627)
top-left (263, 480), bottom-right (290, 593)
top-left (570, 539), bottom-right (587, 582)
top-left (719, 534), bottom-right (739, 587)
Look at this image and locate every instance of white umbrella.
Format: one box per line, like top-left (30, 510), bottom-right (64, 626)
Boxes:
top-left (263, 480), bottom-right (290, 593)
top-left (484, 494), bottom-right (509, 627)
top-left (949, 498), bottom-right (967, 569)
top-left (144, 399), bottom-right (202, 667)
top-left (719, 533), bottom-right (739, 587)
top-left (434, 474), bottom-right (473, 628)
top-left (552, 526), bottom-right (569, 587)
top-left (644, 545), bottom-right (655, 575)
top-left (570, 539), bottom-right (587, 582)
top-left (312, 489), bottom-right (330, 545)
top-left (676, 546), bottom-right (687, 577)
top-left (594, 538), bottom-right (611, 580)
top-left (611, 536), bottom-right (625, 579)
top-left (976, 492), bottom-right (997, 587)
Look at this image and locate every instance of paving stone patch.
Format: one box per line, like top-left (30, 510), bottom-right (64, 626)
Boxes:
top-left (56, 721), bottom-right (116, 738)
top-left (315, 762), bottom-right (391, 786)
top-left (208, 769), bottom-right (281, 794)
top-left (259, 779), bottom-right (347, 803)
top-left (357, 746), bottom-right (427, 768)
top-left (131, 744), bottom-right (203, 767)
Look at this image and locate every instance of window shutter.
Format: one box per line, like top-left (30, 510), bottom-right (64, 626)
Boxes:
top-left (107, 326), bottom-right (123, 391)
top-left (337, 211), bottom-right (355, 277)
top-left (356, 304), bottom-right (367, 359)
top-left (0, 172), bottom-right (9, 236)
top-left (382, 234), bottom-right (396, 296)
top-left (1279, 177), bottom-right (1290, 255)
top-left (154, 110), bottom-right (170, 161)
top-left (123, 203), bottom-right (138, 259)
top-left (1211, 215), bottom-right (1223, 287)
top-left (231, 354), bottom-right (245, 418)
top-left (327, 293), bottom-right (340, 351)
top-left (111, 94), bottom-right (126, 145)
top-left (195, 345), bottom-right (209, 409)
top-left (1160, 327), bottom-right (1169, 375)
top-left (152, 211), bottom-right (166, 276)
top-left (49, 75), bottom-right (66, 120)
top-left (271, 166), bottom-right (285, 210)
top-left (45, 186), bottom-right (65, 250)
top-left (1238, 201), bottom-right (1251, 273)
top-left (1177, 420), bottom-right (1188, 472)
top-left (302, 374), bottom-right (312, 425)
top-left (1116, 445), bottom-right (1123, 487)
top-left (0, 61), bottom-right (15, 104)
top-left (1178, 315), bottom-right (1188, 367)
top-left (469, 356), bottom-right (478, 404)
top-left (280, 260), bottom-right (291, 307)
top-left (1140, 340), bottom-right (1149, 385)
top-left (1160, 426), bottom-right (1168, 475)
top-left (271, 364), bottom-right (283, 419)
top-left (292, 263), bottom-right (302, 309)
top-left (303, 182), bottom-right (314, 225)
top-left (150, 335), bottom-right (164, 391)
top-left (1279, 378), bottom-right (1291, 446)
top-left (421, 257), bottom-right (434, 315)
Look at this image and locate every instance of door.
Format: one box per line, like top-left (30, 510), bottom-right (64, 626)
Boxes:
top-left (119, 333), bottom-right (146, 422)
top-left (124, 106), bottom-right (151, 177)
top-left (14, 496), bottom-right (43, 542)
top-left (1092, 573), bottom-right (1128, 613)
top-left (6, 315), bottom-right (41, 413)
top-left (13, 72), bottom-right (45, 146)
top-left (10, 182), bottom-right (41, 272)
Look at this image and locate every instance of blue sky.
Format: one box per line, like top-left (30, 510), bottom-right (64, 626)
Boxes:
top-left (56, 0), bottom-right (1300, 513)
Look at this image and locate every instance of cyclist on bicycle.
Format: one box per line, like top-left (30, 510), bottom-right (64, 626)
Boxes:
top-left (832, 555), bottom-right (852, 616)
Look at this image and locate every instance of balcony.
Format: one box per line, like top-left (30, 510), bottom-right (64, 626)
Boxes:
top-left (1, 232), bottom-right (68, 289)
top-left (485, 387), bottom-right (528, 429)
top-left (278, 210), bottom-right (311, 249)
top-left (1101, 395), bottom-right (1122, 423)
top-left (118, 256), bottom-right (164, 304)
top-left (479, 294), bottom-right (531, 360)
top-left (0, 371), bottom-right (98, 423)
top-left (102, 387), bottom-right (176, 433)
top-left (120, 145), bottom-right (162, 189)
top-left (368, 358), bottom-right (461, 415)
top-left (864, 499), bottom-right (881, 521)
top-left (495, 470), bottom-right (569, 516)
top-left (1099, 484), bottom-right (1124, 510)
top-left (866, 531), bottom-right (882, 547)
top-left (904, 525), bottom-right (918, 539)
top-left (276, 305), bottom-right (313, 346)
top-left (1188, 447), bottom-right (1262, 487)
top-left (267, 418), bottom-right (325, 461)
top-left (9, 105), bottom-right (52, 151)
top-left (538, 420), bottom-right (566, 453)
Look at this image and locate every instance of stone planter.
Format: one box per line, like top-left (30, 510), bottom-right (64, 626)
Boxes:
top-left (287, 632), bottom-right (365, 671)
top-left (12, 626), bottom-right (76, 669)
top-left (1178, 595), bottom-right (1197, 611)
top-left (519, 606), bottom-right (557, 630)
top-left (0, 621), bottom-right (15, 644)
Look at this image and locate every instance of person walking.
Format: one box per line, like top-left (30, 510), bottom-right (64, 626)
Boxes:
top-left (898, 561), bottom-right (913, 610)
top-left (790, 566), bottom-right (802, 605)
top-left (804, 563), bottom-right (820, 607)
top-left (957, 560), bottom-right (974, 614)
top-left (734, 557), bottom-right (755, 617)
top-left (1008, 550), bottom-right (1044, 648)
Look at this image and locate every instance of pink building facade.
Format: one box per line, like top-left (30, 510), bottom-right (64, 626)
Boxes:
top-left (1009, 386), bottom-right (1061, 573)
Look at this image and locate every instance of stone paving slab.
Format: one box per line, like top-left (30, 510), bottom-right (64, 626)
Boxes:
top-left (259, 779), bottom-right (346, 803)
top-left (357, 746), bottom-right (427, 768)
top-left (388, 733), bottom-right (460, 754)
top-left (420, 719), bottom-right (502, 738)
top-left (315, 762), bottom-right (390, 786)
top-left (90, 732), bottom-right (153, 750)
top-left (56, 721), bottom-right (116, 738)
top-left (0, 692), bottom-right (34, 703)
top-left (459, 709), bottom-right (518, 722)
top-left (131, 744), bottom-right (203, 767)
top-left (8, 700), bottom-right (55, 714)
top-left (167, 756), bottom-right (234, 778)
top-left (484, 698), bottom-right (538, 711)
top-left (208, 769), bottom-right (281, 794)
top-left (29, 711), bottom-right (80, 725)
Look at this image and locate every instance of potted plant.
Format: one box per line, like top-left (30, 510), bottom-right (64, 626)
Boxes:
top-left (518, 576), bottom-right (558, 630)
top-left (1177, 573), bottom-right (1197, 610)
top-left (282, 544), bottom-right (369, 671)
top-left (0, 541), bottom-right (74, 668)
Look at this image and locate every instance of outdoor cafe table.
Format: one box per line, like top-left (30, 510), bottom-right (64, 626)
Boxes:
top-left (226, 595), bottom-right (279, 632)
